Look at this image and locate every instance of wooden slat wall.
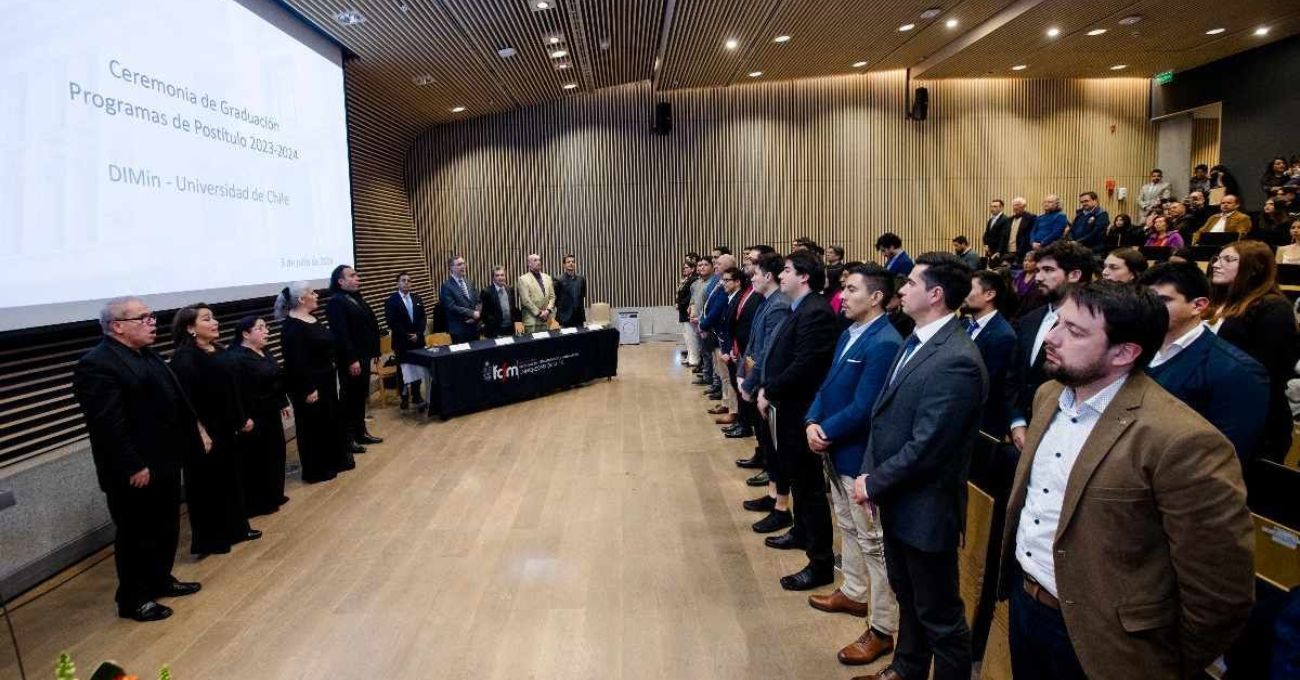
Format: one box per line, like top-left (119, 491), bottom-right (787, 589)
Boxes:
top-left (1192, 117), bottom-right (1221, 170)
top-left (406, 72), bottom-right (1156, 307)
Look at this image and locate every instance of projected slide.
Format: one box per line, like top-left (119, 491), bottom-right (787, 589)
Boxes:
top-left (0, 0), bottom-right (353, 331)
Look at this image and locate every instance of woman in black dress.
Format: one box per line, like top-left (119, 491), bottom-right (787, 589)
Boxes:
top-left (1208, 240), bottom-right (1300, 463)
top-left (276, 282), bottom-right (353, 483)
top-left (169, 304), bottom-right (260, 556)
top-left (229, 316), bottom-right (291, 516)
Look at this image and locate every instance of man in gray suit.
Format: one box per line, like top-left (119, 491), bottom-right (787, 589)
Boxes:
top-left (851, 252), bottom-right (987, 680)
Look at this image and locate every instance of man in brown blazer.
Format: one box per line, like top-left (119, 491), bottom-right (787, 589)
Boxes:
top-left (1191, 193), bottom-right (1252, 243)
top-left (997, 280), bottom-right (1254, 680)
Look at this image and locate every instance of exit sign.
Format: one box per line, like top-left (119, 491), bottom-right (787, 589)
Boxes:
top-left (1154, 70), bottom-right (1174, 85)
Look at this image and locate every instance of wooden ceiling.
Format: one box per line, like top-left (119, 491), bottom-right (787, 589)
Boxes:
top-left (280, 0), bottom-right (1300, 129)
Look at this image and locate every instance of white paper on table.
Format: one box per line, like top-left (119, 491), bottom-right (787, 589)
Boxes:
top-left (560, 327), bottom-right (579, 335)
top-left (531, 331), bottom-right (551, 339)
top-left (585, 323), bottom-right (605, 329)
top-left (449, 343), bottom-right (471, 352)
top-left (494, 337), bottom-right (515, 346)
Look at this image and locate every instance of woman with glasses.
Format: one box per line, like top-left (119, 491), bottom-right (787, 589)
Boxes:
top-left (228, 316), bottom-right (291, 516)
top-left (169, 304), bottom-right (260, 556)
top-left (276, 282), bottom-right (353, 483)
top-left (1208, 241), bottom-right (1299, 462)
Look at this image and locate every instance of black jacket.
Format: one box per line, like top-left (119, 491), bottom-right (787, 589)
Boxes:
top-left (730, 289), bottom-right (764, 355)
top-left (760, 292), bottom-right (839, 408)
top-left (73, 339), bottom-right (201, 491)
top-left (555, 273), bottom-right (587, 326)
top-left (675, 275), bottom-right (697, 322)
top-left (227, 345), bottom-right (289, 418)
top-left (982, 213), bottom-right (1012, 254)
top-left (1009, 211), bottom-right (1037, 257)
top-left (1007, 304), bottom-right (1051, 428)
top-left (479, 283), bottom-right (520, 333)
top-left (383, 291), bottom-right (428, 353)
top-left (325, 290), bottom-right (381, 364)
top-left (169, 344), bottom-right (247, 446)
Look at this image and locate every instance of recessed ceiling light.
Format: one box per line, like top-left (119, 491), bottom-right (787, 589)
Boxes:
top-left (919, 8), bottom-right (942, 19)
top-left (497, 47), bottom-right (517, 58)
top-left (1110, 64), bottom-right (1128, 70)
top-left (549, 49), bottom-right (569, 59)
top-left (773, 35), bottom-right (791, 43)
top-left (898, 23), bottom-right (915, 32)
top-left (546, 35), bottom-right (564, 45)
top-left (563, 83), bottom-right (578, 90)
top-left (1205, 27), bottom-right (1226, 35)
top-left (1011, 64), bottom-right (1028, 71)
top-left (450, 106), bottom-right (466, 113)
top-left (533, 1), bottom-right (551, 9)
top-left (1086, 28), bottom-right (1107, 36)
top-left (852, 61), bottom-right (868, 68)
top-left (1254, 27), bottom-right (1270, 36)
top-left (334, 9), bottom-right (365, 25)
top-left (748, 71), bottom-right (763, 77)
top-left (1117, 15), bottom-right (1144, 26)
top-left (724, 38), bottom-right (739, 50)
top-left (1046, 27), bottom-right (1060, 37)
top-left (554, 61), bottom-right (572, 70)
top-left (945, 18), bottom-right (958, 29)
top-left (411, 74), bottom-right (434, 86)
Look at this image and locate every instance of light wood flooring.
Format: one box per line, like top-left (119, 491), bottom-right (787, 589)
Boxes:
top-left (2, 342), bottom-right (887, 680)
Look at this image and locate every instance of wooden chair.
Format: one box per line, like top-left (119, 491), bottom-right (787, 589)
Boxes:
top-left (427, 332), bottom-right (452, 346)
top-left (589, 302), bottom-right (612, 325)
top-left (374, 335), bottom-right (398, 407)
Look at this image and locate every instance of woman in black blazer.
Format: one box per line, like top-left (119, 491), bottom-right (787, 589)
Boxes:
top-left (229, 316), bottom-right (291, 516)
top-left (169, 304), bottom-right (259, 556)
top-left (276, 282), bottom-right (353, 483)
top-left (1208, 240), bottom-right (1299, 462)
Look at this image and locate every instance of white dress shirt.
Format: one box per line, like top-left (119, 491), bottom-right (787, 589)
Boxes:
top-left (1015, 375), bottom-right (1128, 597)
top-left (1148, 323), bottom-right (1206, 368)
top-left (969, 309), bottom-right (999, 340)
top-left (1030, 304), bottom-right (1058, 364)
top-left (1208, 213), bottom-right (1230, 233)
top-left (839, 314), bottom-right (885, 360)
top-left (890, 313), bottom-right (953, 383)
top-left (399, 291), bottom-right (414, 321)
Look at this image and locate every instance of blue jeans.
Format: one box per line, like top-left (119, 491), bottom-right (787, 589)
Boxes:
top-left (1009, 577), bottom-right (1087, 680)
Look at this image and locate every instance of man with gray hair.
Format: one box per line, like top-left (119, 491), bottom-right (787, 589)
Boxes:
top-left (1006, 197), bottom-right (1037, 262)
top-left (1030, 194), bottom-right (1068, 249)
top-left (73, 297), bottom-right (207, 622)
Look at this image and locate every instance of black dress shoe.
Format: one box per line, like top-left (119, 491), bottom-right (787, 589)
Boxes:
top-left (735, 456), bottom-right (764, 469)
top-left (348, 441), bottom-right (367, 454)
top-left (691, 376), bottom-right (709, 385)
top-left (743, 495), bottom-right (776, 512)
top-left (279, 495), bottom-right (291, 505)
top-left (780, 564), bottom-right (835, 591)
top-left (358, 433), bottom-right (384, 444)
top-left (339, 460), bottom-right (357, 471)
top-left (156, 580), bottom-right (202, 598)
top-left (746, 471), bottom-right (770, 487)
top-left (764, 530), bottom-right (806, 549)
top-left (119, 601), bottom-right (173, 622)
top-left (706, 391), bottom-right (723, 401)
top-left (303, 472), bottom-right (337, 484)
top-left (238, 529), bottom-right (263, 542)
top-left (399, 396), bottom-right (410, 410)
top-left (725, 427), bottom-right (753, 439)
top-left (753, 510), bottom-right (794, 534)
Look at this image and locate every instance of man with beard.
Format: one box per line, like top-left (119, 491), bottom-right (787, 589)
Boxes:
top-left (1007, 241), bottom-right (1096, 451)
top-left (998, 281), bottom-right (1253, 679)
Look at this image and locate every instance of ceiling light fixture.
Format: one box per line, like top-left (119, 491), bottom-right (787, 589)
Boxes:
top-left (334, 9), bottom-right (365, 25)
top-left (554, 61), bottom-right (572, 70)
top-left (1011, 64), bottom-right (1028, 71)
top-left (1110, 64), bottom-right (1127, 70)
top-left (411, 74), bottom-right (434, 86)
top-left (1205, 27), bottom-right (1226, 35)
top-left (1117, 15), bottom-right (1144, 26)
top-left (497, 47), bottom-right (517, 58)
top-left (852, 61), bottom-right (867, 68)
top-left (898, 23), bottom-right (915, 32)
top-left (533, 1), bottom-right (551, 9)
top-left (1254, 27), bottom-right (1270, 36)
top-left (563, 83), bottom-right (578, 90)
top-left (1046, 27), bottom-right (1060, 37)
top-left (945, 18), bottom-right (958, 29)
top-left (549, 49), bottom-right (569, 58)
top-left (724, 38), bottom-right (739, 50)
top-left (546, 35), bottom-right (564, 45)
top-left (774, 35), bottom-right (791, 43)
top-left (748, 71), bottom-right (763, 77)
top-left (1086, 28), bottom-right (1107, 36)
top-left (919, 8), bottom-right (943, 19)
top-left (450, 106), bottom-right (466, 113)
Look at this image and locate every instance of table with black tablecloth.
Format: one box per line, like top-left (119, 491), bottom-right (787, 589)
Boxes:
top-left (403, 327), bottom-right (619, 418)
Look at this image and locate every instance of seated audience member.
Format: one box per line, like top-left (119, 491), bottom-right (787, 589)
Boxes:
top-left (1164, 202), bottom-right (1196, 246)
top-left (73, 297), bottom-right (203, 622)
top-left (952, 235), bottom-right (981, 270)
top-left (1031, 194), bottom-right (1068, 248)
top-left (876, 233), bottom-right (914, 276)
top-left (1210, 164), bottom-right (1242, 203)
top-left (554, 254), bottom-right (587, 328)
top-left (1254, 199), bottom-right (1293, 247)
top-left (1101, 247), bottom-right (1147, 284)
top-left (1141, 263), bottom-right (1269, 461)
top-left (982, 199), bottom-right (1012, 264)
top-left (1006, 197), bottom-right (1036, 261)
top-left (1102, 213), bottom-right (1144, 251)
top-left (1187, 163), bottom-right (1212, 197)
top-left (1262, 156), bottom-right (1289, 198)
top-left (1207, 240), bottom-right (1299, 462)
top-left (676, 261), bottom-right (699, 366)
top-left (998, 280), bottom-right (1253, 680)
top-left (168, 304), bottom-right (258, 557)
top-left (480, 265), bottom-right (521, 339)
top-left (439, 256), bottom-right (480, 343)
top-left (1137, 168), bottom-right (1172, 216)
top-left (1069, 191), bottom-right (1110, 253)
top-left (1144, 215), bottom-right (1184, 249)
top-left (277, 282), bottom-right (353, 482)
top-left (739, 252), bottom-right (793, 529)
top-left (1278, 219), bottom-right (1300, 264)
top-left (383, 271), bottom-right (429, 410)
top-left (1183, 190), bottom-right (1212, 232)
top-left (1192, 194), bottom-right (1251, 243)
top-left (517, 253), bottom-right (556, 334)
top-left (1012, 250), bottom-right (1046, 317)
top-left (228, 316), bottom-right (291, 517)
top-left (803, 264), bottom-right (903, 667)
top-left (825, 245), bottom-right (846, 296)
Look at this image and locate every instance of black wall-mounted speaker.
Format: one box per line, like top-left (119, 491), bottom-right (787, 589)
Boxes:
top-left (910, 87), bottom-right (929, 121)
top-left (652, 101), bottom-right (672, 134)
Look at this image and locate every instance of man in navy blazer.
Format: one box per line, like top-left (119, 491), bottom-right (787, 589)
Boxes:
top-left (438, 255), bottom-right (480, 344)
top-left (852, 252), bottom-right (987, 680)
top-left (804, 264), bottom-right (903, 667)
top-left (1068, 191), bottom-right (1110, 253)
top-left (877, 232), bottom-right (914, 276)
top-left (964, 270), bottom-right (1018, 441)
top-left (383, 271), bottom-right (429, 410)
top-left (1030, 194), bottom-right (1069, 248)
top-left (1142, 262), bottom-right (1269, 461)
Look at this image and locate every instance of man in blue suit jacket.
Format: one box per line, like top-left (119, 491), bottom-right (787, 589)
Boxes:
top-left (876, 232), bottom-right (914, 276)
top-left (1030, 194), bottom-right (1068, 248)
top-left (964, 271), bottom-right (1018, 441)
top-left (1142, 262), bottom-right (1269, 461)
top-left (804, 263), bottom-right (903, 666)
top-left (1068, 191), bottom-right (1110, 253)
top-left (698, 253), bottom-right (735, 399)
top-left (438, 255), bottom-right (480, 344)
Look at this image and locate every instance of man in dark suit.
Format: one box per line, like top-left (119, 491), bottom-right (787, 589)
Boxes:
top-left (1068, 191), bottom-right (1110, 254)
top-left (383, 271), bottom-right (428, 411)
top-left (479, 265), bottom-right (520, 338)
top-left (73, 297), bottom-right (204, 622)
top-left (964, 270), bottom-right (1018, 443)
top-left (876, 233), bottom-right (914, 276)
top-left (804, 264), bottom-right (903, 667)
top-left (1006, 197), bottom-right (1037, 262)
top-left (1141, 262), bottom-right (1269, 461)
top-left (326, 264), bottom-right (383, 450)
top-left (554, 254), bottom-right (587, 327)
top-left (439, 255), bottom-right (480, 344)
top-left (1008, 241), bottom-right (1096, 452)
top-left (851, 252), bottom-right (987, 680)
top-left (756, 250), bottom-right (839, 590)
top-left (738, 252), bottom-right (793, 527)
top-left (699, 253), bottom-right (735, 401)
top-left (719, 266), bottom-right (763, 439)
top-left (981, 198), bottom-right (1012, 264)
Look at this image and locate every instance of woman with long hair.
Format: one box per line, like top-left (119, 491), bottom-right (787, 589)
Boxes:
top-left (1210, 164), bottom-right (1242, 204)
top-left (1261, 156), bottom-right (1289, 198)
top-left (1207, 240), bottom-right (1299, 462)
top-left (1144, 215), bottom-right (1184, 249)
top-left (1254, 198), bottom-right (1292, 247)
top-left (228, 316), bottom-right (291, 516)
top-left (1103, 213), bottom-right (1144, 250)
top-left (1277, 219), bottom-right (1300, 265)
top-left (276, 282), bottom-right (353, 483)
top-left (168, 304), bottom-right (259, 556)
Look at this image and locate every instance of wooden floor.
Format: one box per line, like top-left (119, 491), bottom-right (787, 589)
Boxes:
top-left (3, 342), bottom-right (884, 680)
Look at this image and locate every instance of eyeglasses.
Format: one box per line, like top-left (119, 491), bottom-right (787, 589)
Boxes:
top-left (1210, 255), bottom-right (1240, 265)
top-left (116, 314), bottom-right (157, 325)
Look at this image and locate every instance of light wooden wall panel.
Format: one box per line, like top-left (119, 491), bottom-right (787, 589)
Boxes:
top-left (407, 72), bottom-right (1156, 308)
top-left (1192, 117), bottom-right (1222, 170)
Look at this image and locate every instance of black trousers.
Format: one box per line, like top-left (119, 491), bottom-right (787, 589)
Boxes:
top-left (1009, 577), bottom-right (1087, 680)
top-left (239, 410), bottom-right (287, 515)
top-left (291, 374), bottom-right (349, 482)
top-left (774, 402), bottom-right (833, 566)
top-left (883, 534), bottom-right (972, 680)
top-left (337, 359), bottom-right (372, 442)
top-left (449, 329), bottom-right (478, 344)
top-left (183, 437), bottom-right (250, 554)
top-left (104, 476), bottom-right (181, 610)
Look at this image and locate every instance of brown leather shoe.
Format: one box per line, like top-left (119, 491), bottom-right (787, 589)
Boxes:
top-left (707, 405), bottom-right (730, 415)
top-left (848, 664), bottom-right (902, 679)
top-left (840, 628), bottom-right (897, 666)
top-left (808, 589), bottom-right (870, 617)
top-left (715, 413), bottom-right (738, 424)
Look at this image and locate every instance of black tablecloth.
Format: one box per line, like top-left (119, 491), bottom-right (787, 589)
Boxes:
top-left (404, 327), bottom-right (620, 418)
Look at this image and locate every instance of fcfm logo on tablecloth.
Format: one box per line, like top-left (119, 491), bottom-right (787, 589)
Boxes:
top-left (483, 360), bottom-right (521, 382)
